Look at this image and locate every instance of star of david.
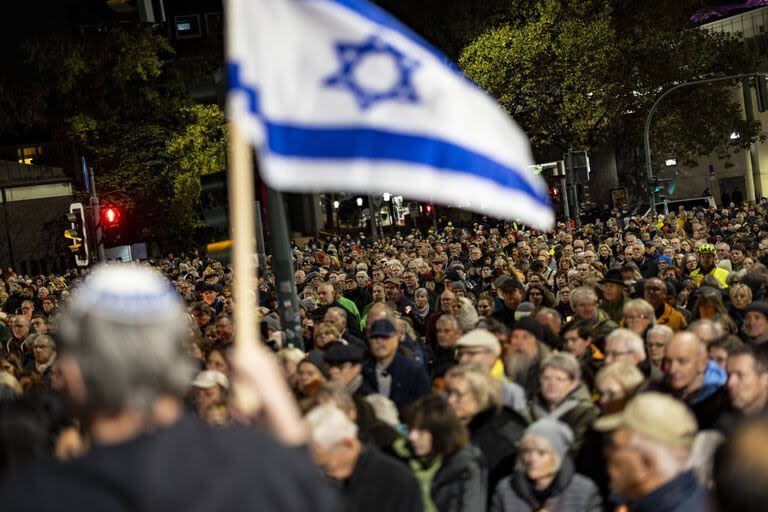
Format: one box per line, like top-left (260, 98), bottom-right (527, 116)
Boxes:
top-left (323, 35), bottom-right (420, 110)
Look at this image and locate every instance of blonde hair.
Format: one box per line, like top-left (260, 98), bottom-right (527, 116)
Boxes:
top-left (595, 362), bottom-right (644, 395)
top-left (277, 348), bottom-right (305, 366)
top-left (445, 364), bottom-right (501, 410)
top-left (622, 299), bottom-right (656, 324)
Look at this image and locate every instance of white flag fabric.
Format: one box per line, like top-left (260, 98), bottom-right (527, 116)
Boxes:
top-left (226, 0), bottom-right (554, 230)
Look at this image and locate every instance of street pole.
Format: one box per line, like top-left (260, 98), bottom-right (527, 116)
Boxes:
top-left (644, 73), bottom-right (759, 213)
top-left (367, 194), bottom-right (378, 242)
top-left (254, 199), bottom-right (266, 269)
top-left (88, 167), bottom-right (105, 263)
top-left (0, 187), bottom-right (16, 270)
top-left (566, 150), bottom-right (581, 228)
top-left (266, 187), bottom-right (303, 350)
top-left (742, 78), bottom-right (762, 201)
top-left (558, 161), bottom-right (571, 229)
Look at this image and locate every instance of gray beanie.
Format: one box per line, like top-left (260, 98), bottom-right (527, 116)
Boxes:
top-left (524, 418), bottom-right (574, 462)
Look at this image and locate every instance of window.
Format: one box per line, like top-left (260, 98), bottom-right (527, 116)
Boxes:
top-left (17, 146), bottom-right (42, 165)
top-left (205, 12), bottom-right (223, 35)
top-left (175, 14), bottom-right (201, 39)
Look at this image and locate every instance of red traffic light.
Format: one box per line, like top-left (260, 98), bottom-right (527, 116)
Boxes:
top-left (101, 207), bottom-right (120, 226)
top-left (425, 204), bottom-right (433, 215)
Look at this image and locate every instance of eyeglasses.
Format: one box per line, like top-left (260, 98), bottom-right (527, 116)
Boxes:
top-left (443, 387), bottom-right (471, 400)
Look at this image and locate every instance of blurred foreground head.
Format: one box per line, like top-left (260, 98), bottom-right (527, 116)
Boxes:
top-left (57, 265), bottom-right (194, 419)
top-left (714, 414), bottom-right (768, 512)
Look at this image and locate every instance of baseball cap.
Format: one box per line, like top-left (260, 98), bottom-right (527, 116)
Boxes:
top-left (383, 277), bottom-right (401, 286)
top-left (594, 392), bottom-right (698, 448)
top-left (369, 319), bottom-right (397, 339)
top-left (323, 342), bottom-right (365, 364)
top-left (192, 370), bottom-right (230, 390)
top-left (455, 329), bottom-right (501, 356)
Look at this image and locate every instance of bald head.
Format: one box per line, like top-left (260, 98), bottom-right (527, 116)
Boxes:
top-left (665, 332), bottom-right (708, 397)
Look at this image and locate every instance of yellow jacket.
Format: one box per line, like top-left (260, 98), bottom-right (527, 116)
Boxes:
top-left (690, 267), bottom-right (729, 289)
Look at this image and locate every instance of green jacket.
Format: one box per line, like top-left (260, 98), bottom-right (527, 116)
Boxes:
top-left (600, 297), bottom-right (626, 325)
top-left (337, 296), bottom-right (361, 322)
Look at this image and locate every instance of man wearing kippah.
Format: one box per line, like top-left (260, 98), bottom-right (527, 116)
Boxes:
top-left (0, 265), bottom-right (339, 511)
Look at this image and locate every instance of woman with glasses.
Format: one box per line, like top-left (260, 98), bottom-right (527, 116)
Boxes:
top-left (620, 299), bottom-right (656, 337)
top-left (403, 395), bottom-right (486, 512)
top-left (443, 364), bottom-right (527, 500)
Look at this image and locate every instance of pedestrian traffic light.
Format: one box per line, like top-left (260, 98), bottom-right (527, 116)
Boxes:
top-left (100, 205), bottom-right (122, 247)
top-left (425, 204), bottom-right (433, 215)
top-left (101, 206), bottom-right (120, 227)
top-left (65, 203), bottom-right (89, 267)
top-left (757, 75), bottom-right (768, 113)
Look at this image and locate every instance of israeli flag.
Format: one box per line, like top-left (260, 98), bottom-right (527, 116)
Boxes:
top-left (226, 0), bottom-right (553, 230)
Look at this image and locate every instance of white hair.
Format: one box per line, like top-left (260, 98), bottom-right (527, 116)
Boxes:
top-left (606, 328), bottom-right (646, 360)
top-left (365, 395), bottom-right (400, 429)
top-left (305, 404), bottom-right (358, 450)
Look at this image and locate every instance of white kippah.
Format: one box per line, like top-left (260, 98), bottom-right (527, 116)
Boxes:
top-left (69, 264), bottom-right (183, 323)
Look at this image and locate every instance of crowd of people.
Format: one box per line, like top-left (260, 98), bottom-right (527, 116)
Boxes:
top-left (4, 202), bottom-right (768, 510)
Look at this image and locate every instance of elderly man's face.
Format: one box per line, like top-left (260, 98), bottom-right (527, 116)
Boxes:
top-left (573, 298), bottom-right (597, 321)
top-left (317, 285), bottom-right (335, 306)
top-left (665, 336), bottom-right (707, 394)
top-left (436, 320), bottom-right (461, 349)
top-left (11, 319), bottom-right (29, 340)
top-left (32, 337), bottom-right (55, 365)
top-left (604, 338), bottom-right (637, 365)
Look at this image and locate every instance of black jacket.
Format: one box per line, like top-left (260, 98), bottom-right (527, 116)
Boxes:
top-left (363, 353), bottom-right (431, 411)
top-left (0, 414), bottom-right (341, 512)
top-left (431, 444), bottom-right (487, 512)
top-left (344, 445), bottom-right (423, 512)
top-left (468, 406), bottom-right (528, 500)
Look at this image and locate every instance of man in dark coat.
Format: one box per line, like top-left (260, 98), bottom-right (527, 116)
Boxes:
top-left (491, 275), bottom-right (525, 330)
top-left (306, 403), bottom-right (423, 512)
top-left (362, 319), bottom-right (430, 411)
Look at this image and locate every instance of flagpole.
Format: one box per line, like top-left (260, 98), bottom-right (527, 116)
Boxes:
top-left (227, 123), bottom-right (261, 413)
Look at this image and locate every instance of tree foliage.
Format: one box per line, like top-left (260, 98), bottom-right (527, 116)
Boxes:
top-left (0, 26), bottom-right (226, 250)
top-left (457, 0), bottom-right (760, 171)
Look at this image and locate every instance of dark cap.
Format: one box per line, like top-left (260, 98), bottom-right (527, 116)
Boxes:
top-left (746, 301), bottom-right (768, 319)
top-left (600, 269), bottom-right (625, 287)
top-left (452, 281), bottom-right (467, 292)
top-left (445, 269), bottom-right (462, 282)
top-left (300, 350), bottom-right (331, 380)
top-left (512, 316), bottom-right (543, 340)
top-left (383, 277), bottom-right (401, 286)
top-left (306, 271), bottom-right (320, 282)
top-left (369, 319), bottom-right (397, 339)
top-left (323, 342), bottom-right (365, 364)
top-left (494, 274), bottom-right (524, 292)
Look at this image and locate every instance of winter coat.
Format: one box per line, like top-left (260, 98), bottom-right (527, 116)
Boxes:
top-left (410, 444), bottom-right (488, 512)
top-left (491, 458), bottom-right (602, 512)
top-left (468, 406), bottom-right (528, 501)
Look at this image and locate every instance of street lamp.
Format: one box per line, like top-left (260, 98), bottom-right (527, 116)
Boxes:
top-left (333, 200), bottom-right (340, 209)
top-left (356, 197), bottom-right (363, 206)
top-left (665, 158), bottom-right (677, 166)
top-left (356, 197), bottom-right (364, 228)
top-left (383, 192), bottom-right (391, 202)
top-left (730, 132), bottom-right (740, 140)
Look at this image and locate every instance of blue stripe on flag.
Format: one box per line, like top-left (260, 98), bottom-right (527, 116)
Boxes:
top-left (264, 121), bottom-right (551, 208)
top-left (228, 62), bottom-right (261, 115)
top-left (302, 0), bottom-right (463, 75)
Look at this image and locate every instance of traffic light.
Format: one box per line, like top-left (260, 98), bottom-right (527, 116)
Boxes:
top-left (425, 204), bottom-right (433, 215)
top-left (757, 75), bottom-right (768, 113)
top-left (100, 205), bottom-right (122, 247)
top-left (65, 203), bottom-right (89, 267)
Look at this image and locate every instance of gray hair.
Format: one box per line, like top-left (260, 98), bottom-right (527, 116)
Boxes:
top-left (414, 288), bottom-right (429, 298)
top-left (570, 286), bottom-right (598, 306)
top-left (57, 266), bottom-right (194, 417)
top-left (647, 324), bottom-right (674, 344)
top-left (436, 314), bottom-right (460, 330)
top-left (541, 352), bottom-right (581, 381)
top-left (606, 328), bottom-right (646, 360)
top-left (305, 403), bottom-right (358, 450)
top-left (536, 307), bottom-right (562, 325)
